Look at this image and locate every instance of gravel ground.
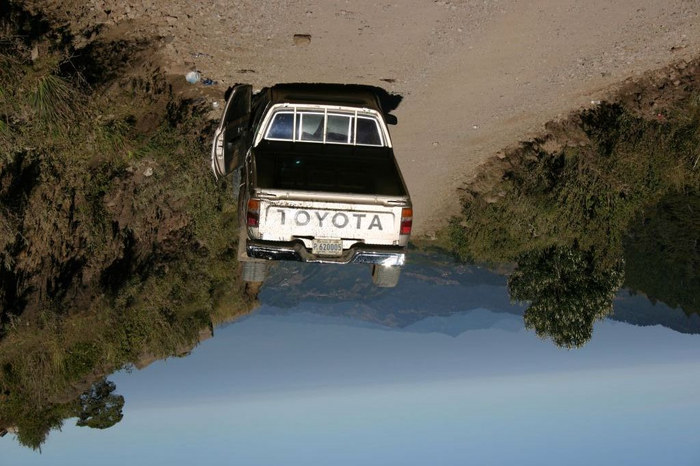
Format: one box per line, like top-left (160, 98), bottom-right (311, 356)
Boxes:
top-left (27, 0), bottom-right (700, 235)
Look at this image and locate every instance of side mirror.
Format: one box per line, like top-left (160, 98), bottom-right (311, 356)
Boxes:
top-left (385, 114), bottom-right (398, 125)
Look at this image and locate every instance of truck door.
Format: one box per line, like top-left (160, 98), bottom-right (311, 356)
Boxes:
top-left (211, 84), bottom-right (253, 178)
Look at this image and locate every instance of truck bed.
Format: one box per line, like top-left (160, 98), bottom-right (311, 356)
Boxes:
top-left (254, 140), bottom-right (407, 196)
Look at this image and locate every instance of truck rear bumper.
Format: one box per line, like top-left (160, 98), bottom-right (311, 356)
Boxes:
top-left (246, 240), bottom-right (406, 266)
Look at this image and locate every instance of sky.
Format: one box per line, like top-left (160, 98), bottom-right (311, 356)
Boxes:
top-left (3, 303), bottom-right (700, 466)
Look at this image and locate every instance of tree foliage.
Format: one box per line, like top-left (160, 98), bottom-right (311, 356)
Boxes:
top-left (508, 245), bottom-right (624, 349)
top-left (623, 190), bottom-right (700, 315)
top-left (4, 378), bottom-right (123, 451)
top-left (75, 380), bottom-right (124, 430)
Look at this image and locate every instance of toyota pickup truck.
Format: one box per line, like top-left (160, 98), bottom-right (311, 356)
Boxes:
top-left (211, 83), bottom-right (412, 288)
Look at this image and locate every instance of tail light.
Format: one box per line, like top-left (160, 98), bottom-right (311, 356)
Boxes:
top-left (400, 208), bottom-right (412, 235)
top-left (247, 199), bottom-right (260, 227)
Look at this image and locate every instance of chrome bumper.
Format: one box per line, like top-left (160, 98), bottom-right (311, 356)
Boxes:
top-left (246, 240), bottom-right (406, 266)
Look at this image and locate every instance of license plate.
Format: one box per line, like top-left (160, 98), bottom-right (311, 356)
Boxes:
top-left (312, 238), bottom-right (343, 256)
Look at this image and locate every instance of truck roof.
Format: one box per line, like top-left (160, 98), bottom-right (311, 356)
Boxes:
top-left (267, 83), bottom-right (389, 113)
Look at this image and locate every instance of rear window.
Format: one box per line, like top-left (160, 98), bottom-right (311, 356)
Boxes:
top-left (266, 113), bottom-right (294, 139)
top-left (299, 113), bottom-right (324, 142)
top-left (265, 110), bottom-right (384, 146)
top-left (356, 117), bottom-right (381, 146)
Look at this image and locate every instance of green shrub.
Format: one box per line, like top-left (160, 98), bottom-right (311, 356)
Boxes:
top-left (0, 42), bottom-right (253, 449)
top-left (450, 94), bottom-right (700, 267)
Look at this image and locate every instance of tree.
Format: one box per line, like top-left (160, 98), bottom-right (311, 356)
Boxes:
top-left (623, 190), bottom-right (700, 315)
top-left (14, 407), bottom-right (64, 451)
top-left (508, 245), bottom-right (624, 349)
top-left (75, 379), bottom-right (124, 429)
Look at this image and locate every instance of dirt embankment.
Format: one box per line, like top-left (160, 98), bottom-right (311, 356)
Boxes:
top-left (462, 58), bottom-right (700, 205)
top-left (0, 56), bottom-right (198, 323)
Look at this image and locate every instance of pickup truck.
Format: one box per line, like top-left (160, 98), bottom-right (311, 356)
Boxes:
top-left (211, 83), bottom-right (412, 288)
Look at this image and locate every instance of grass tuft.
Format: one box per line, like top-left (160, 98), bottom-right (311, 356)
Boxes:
top-left (29, 73), bottom-right (75, 126)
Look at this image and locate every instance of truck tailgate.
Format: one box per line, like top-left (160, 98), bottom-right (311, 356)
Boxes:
top-left (258, 200), bottom-right (402, 244)
top-left (254, 141), bottom-right (407, 196)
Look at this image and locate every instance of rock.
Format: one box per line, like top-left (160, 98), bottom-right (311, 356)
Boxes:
top-left (185, 71), bottom-right (200, 84)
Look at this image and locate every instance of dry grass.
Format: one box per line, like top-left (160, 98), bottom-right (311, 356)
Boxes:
top-left (0, 43), bottom-right (255, 449)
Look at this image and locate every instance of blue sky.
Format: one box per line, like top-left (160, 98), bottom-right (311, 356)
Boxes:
top-left (4, 306), bottom-right (700, 466)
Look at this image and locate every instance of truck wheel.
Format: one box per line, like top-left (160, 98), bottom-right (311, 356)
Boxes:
top-left (241, 260), bottom-right (269, 283)
top-left (244, 281), bottom-right (263, 297)
top-left (371, 265), bottom-right (401, 288)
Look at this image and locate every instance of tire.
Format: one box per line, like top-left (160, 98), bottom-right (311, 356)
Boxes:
top-left (244, 281), bottom-right (263, 297)
top-left (371, 265), bottom-right (401, 288)
top-left (241, 260), bottom-right (269, 283)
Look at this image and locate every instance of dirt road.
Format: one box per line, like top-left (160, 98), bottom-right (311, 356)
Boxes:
top-left (32, 0), bottom-right (700, 235)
